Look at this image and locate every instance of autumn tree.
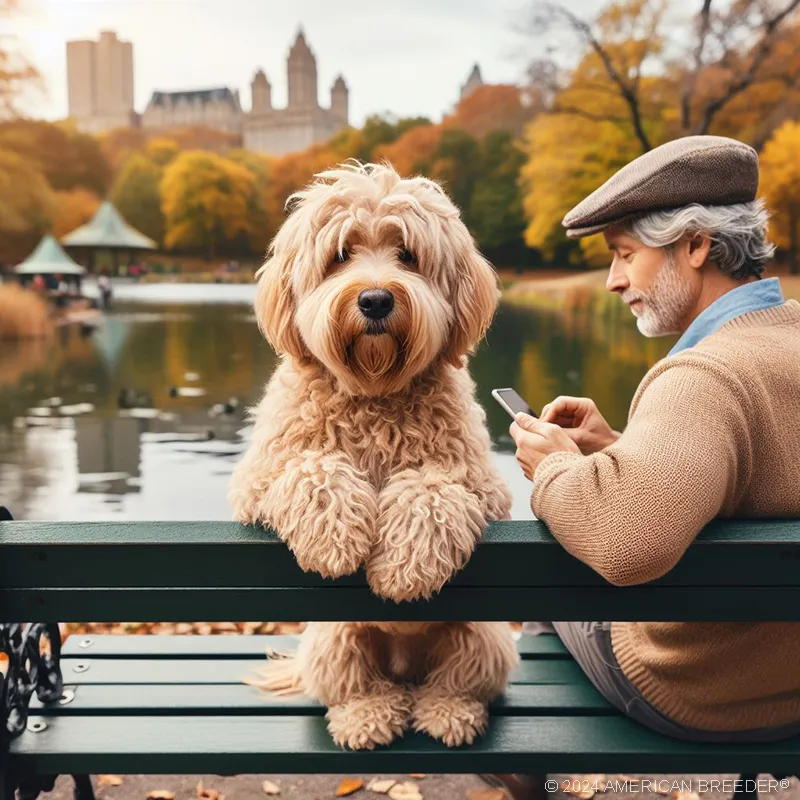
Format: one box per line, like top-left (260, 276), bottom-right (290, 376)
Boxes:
top-left (374, 123), bottom-right (444, 177)
top-left (528, 0), bottom-right (800, 153)
top-left (759, 120), bottom-right (800, 273)
top-left (51, 187), bottom-right (100, 238)
top-left (0, 147), bottom-right (54, 260)
top-left (0, 0), bottom-right (40, 118)
top-left (446, 84), bottom-right (535, 139)
top-left (98, 126), bottom-right (147, 170)
top-left (146, 137), bottom-right (180, 167)
top-left (111, 154), bottom-right (166, 246)
top-left (227, 149), bottom-right (273, 254)
top-left (160, 151), bottom-right (257, 258)
top-left (0, 119), bottom-right (112, 195)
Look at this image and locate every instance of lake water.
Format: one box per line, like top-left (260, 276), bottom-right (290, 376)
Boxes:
top-left (0, 282), bottom-right (674, 522)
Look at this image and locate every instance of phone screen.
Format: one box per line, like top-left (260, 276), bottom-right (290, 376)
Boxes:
top-left (492, 388), bottom-right (538, 419)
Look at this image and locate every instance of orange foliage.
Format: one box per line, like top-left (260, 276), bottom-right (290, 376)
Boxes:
top-left (446, 84), bottom-right (534, 139)
top-left (51, 187), bottom-right (100, 238)
top-left (161, 126), bottom-right (242, 153)
top-left (0, 284), bottom-right (51, 340)
top-left (98, 126), bottom-right (147, 171)
top-left (374, 124), bottom-right (444, 177)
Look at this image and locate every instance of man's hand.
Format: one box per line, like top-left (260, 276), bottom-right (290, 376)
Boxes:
top-left (509, 413), bottom-right (581, 481)
top-left (540, 396), bottom-right (621, 455)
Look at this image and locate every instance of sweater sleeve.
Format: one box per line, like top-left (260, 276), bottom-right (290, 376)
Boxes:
top-left (530, 361), bottom-right (751, 586)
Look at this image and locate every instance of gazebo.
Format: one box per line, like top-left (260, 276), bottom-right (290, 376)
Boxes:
top-left (14, 234), bottom-right (86, 290)
top-left (61, 201), bottom-right (157, 274)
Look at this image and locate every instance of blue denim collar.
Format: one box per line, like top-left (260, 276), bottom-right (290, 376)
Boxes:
top-left (668, 277), bottom-right (785, 357)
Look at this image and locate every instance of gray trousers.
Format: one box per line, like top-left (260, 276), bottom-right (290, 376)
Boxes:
top-left (523, 621), bottom-right (800, 743)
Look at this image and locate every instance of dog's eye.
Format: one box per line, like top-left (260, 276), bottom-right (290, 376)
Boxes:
top-left (334, 248), bottom-right (350, 264)
top-left (398, 248), bottom-right (416, 266)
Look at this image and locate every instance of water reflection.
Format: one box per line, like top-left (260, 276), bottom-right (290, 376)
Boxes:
top-left (0, 284), bottom-right (675, 522)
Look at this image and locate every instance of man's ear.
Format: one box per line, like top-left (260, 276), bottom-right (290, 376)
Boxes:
top-left (687, 233), bottom-right (712, 269)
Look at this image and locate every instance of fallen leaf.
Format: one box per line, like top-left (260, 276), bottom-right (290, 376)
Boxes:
top-left (96, 775), bottom-right (123, 789)
top-left (467, 790), bottom-right (506, 800)
top-left (408, 775), bottom-right (426, 780)
top-left (388, 783), bottom-right (423, 800)
top-left (336, 779), bottom-right (365, 797)
top-left (367, 779), bottom-right (397, 793)
top-left (671, 793), bottom-right (699, 800)
top-left (262, 781), bottom-right (281, 796)
top-left (196, 781), bottom-right (224, 800)
top-left (147, 792), bottom-right (175, 800)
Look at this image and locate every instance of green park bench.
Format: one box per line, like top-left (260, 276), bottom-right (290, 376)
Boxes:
top-left (0, 516), bottom-right (798, 799)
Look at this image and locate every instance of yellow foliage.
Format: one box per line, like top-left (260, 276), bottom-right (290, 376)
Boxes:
top-left (759, 120), bottom-right (800, 269)
top-left (51, 187), bottom-right (100, 238)
top-left (160, 150), bottom-right (257, 256)
top-left (146, 137), bottom-right (180, 167)
top-left (520, 113), bottom-right (639, 265)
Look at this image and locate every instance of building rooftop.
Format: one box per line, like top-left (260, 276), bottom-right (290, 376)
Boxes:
top-left (15, 235), bottom-right (86, 276)
top-left (61, 201), bottom-right (157, 250)
top-left (147, 87), bottom-right (241, 109)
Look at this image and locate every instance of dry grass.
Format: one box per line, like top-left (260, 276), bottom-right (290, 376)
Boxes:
top-left (0, 284), bottom-right (52, 340)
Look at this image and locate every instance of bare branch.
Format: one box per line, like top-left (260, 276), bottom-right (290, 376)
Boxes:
top-left (680, 0), bottom-right (714, 130)
top-left (695, 0), bottom-right (800, 133)
top-left (541, 2), bottom-right (653, 151)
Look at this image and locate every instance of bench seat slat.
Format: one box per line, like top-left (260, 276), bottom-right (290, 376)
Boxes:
top-left (56, 658), bottom-right (585, 686)
top-left (30, 683), bottom-right (614, 716)
top-left (8, 586), bottom-right (800, 623)
top-left (61, 634), bottom-right (570, 659)
top-left (11, 714), bottom-right (800, 775)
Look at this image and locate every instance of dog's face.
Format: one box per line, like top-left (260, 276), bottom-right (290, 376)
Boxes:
top-left (255, 162), bottom-right (499, 396)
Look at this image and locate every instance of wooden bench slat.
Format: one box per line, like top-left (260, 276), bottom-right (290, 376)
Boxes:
top-left (61, 634), bottom-right (570, 659)
top-left (56, 658), bottom-right (585, 686)
top-left (3, 520), bottom-right (800, 590)
top-left (30, 682), bottom-right (614, 716)
top-left (8, 586), bottom-right (800, 623)
top-left (11, 714), bottom-right (800, 775)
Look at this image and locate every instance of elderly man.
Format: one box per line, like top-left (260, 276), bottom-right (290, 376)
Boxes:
top-left (499, 135), bottom-right (800, 795)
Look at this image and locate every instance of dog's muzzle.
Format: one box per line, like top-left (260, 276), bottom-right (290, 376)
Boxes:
top-left (358, 289), bottom-right (394, 321)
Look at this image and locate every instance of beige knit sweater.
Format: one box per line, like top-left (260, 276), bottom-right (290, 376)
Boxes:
top-left (531, 300), bottom-right (800, 731)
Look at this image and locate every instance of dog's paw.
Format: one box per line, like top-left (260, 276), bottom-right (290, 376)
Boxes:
top-left (411, 687), bottom-right (488, 747)
top-left (265, 452), bottom-right (378, 579)
top-left (325, 688), bottom-right (413, 750)
top-left (366, 469), bottom-right (484, 601)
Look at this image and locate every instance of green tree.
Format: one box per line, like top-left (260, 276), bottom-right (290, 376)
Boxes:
top-left (111, 153), bottom-right (166, 246)
top-left (160, 151), bottom-right (257, 259)
top-left (468, 130), bottom-right (527, 255)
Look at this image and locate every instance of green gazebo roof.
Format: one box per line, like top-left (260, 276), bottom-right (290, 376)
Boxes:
top-left (14, 234), bottom-right (86, 276)
top-left (61, 201), bottom-right (157, 250)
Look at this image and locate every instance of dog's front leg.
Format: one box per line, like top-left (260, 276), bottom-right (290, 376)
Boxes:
top-left (298, 623), bottom-right (413, 750)
top-left (366, 466), bottom-right (488, 602)
top-left (411, 622), bottom-right (519, 747)
top-left (252, 450), bottom-right (378, 579)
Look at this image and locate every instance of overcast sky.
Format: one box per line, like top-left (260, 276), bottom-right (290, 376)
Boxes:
top-left (8, 0), bottom-right (604, 125)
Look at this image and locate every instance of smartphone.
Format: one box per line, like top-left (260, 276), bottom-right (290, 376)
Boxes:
top-left (491, 388), bottom-right (539, 420)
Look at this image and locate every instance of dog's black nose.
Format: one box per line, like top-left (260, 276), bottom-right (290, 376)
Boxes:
top-left (358, 289), bottom-right (394, 320)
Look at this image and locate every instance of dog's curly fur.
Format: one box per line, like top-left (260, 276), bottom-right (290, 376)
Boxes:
top-left (229, 162), bottom-right (518, 750)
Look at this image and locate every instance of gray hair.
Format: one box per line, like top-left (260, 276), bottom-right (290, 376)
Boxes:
top-left (624, 199), bottom-right (775, 280)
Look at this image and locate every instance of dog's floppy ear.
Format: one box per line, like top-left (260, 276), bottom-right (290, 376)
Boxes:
top-left (444, 248), bottom-right (501, 367)
top-left (254, 247), bottom-right (310, 361)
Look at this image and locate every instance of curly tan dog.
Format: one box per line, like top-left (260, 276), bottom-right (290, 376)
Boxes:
top-left (229, 162), bottom-right (518, 750)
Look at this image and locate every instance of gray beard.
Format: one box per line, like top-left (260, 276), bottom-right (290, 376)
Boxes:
top-left (623, 255), bottom-right (696, 337)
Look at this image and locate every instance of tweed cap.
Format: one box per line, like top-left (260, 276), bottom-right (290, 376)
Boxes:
top-left (562, 135), bottom-right (759, 239)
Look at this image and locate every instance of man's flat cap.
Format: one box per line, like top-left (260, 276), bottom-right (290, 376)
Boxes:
top-left (562, 135), bottom-right (759, 239)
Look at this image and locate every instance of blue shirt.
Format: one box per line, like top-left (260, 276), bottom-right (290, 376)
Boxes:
top-left (668, 277), bottom-right (785, 357)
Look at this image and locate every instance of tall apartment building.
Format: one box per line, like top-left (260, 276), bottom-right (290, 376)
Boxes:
top-left (67, 31), bottom-right (136, 134)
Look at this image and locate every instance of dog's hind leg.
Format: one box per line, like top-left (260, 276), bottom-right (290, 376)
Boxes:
top-left (411, 622), bottom-right (519, 747)
top-left (299, 622), bottom-right (413, 751)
